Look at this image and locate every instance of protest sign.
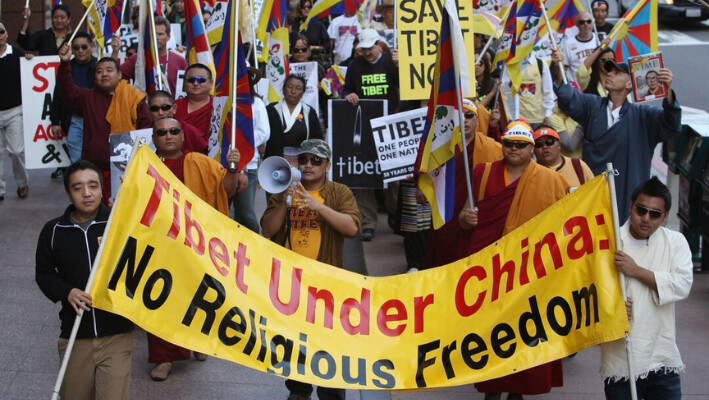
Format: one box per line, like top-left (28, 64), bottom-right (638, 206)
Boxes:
top-left (398, 0), bottom-right (476, 100)
top-left (370, 107), bottom-right (427, 183)
top-left (629, 52), bottom-right (667, 103)
top-left (328, 99), bottom-right (387, 188)
top-left (92, 147), bottom-right (628, 390)
top-left (20, 56), bottom-right (69, 170)
top-left (289, 62), bottom-right (320, 116)
top-left (109, 129), bottom-right (155, 199)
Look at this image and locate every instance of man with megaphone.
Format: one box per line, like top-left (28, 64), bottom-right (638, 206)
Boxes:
top-left (260, 139), bottom-right (361, 400)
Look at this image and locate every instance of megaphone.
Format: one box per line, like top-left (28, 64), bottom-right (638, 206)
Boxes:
top-left (258, 156), bottom-right (302, 206)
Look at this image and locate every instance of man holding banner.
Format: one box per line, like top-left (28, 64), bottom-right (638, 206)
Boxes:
top-left (35, 160), bottom-right (133, 400)
top-left (460, 121), bottom-right (569, 399)
top-left (146, 116), bottom-right (241, 380)
top-left (602, 177), bottom-right (693, 400)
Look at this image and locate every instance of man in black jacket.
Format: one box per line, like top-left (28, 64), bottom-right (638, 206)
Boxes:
top-left (35, 160), bottom-right (133, 400)
top-left (50, 31), bottom-right (97, 175)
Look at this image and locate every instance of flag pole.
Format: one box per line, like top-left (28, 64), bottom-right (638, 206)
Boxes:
top-left (448, 7), bottom-right (474, 210)
top-left (605, 162), bottom-right (638, 400)
top-left (393, 0), bottom-right (398, 49)
top-left (229, 0), bottom-right (241, 172)
top-left (584, 0), bottom-right (602, 45)
top-left (67, 1), bottom-right (96, 45)
top-left (146, 0), bottom-right (164, 91)
top-left (475, 4), bottom-right (513, 66)
top-left (250, 0), bottom-right (259, 69)
top-left (50, 139), bottom-right (146, 400)
top-left (539, 0), bottom-right (568, 84)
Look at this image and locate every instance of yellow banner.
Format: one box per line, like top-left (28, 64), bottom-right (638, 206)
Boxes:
top-left (397, 0), bottom-right (477, 100)
top-left (91, 145), bottom-right (628, 390)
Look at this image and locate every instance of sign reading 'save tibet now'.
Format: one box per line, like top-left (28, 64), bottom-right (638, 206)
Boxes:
top-left (91, 145), bottom-right (628, 390)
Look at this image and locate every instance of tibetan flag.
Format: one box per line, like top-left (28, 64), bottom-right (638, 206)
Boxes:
top-left (493, 0), bottom-right (518, 70)
top-left (414, 0), bottom-right (470, 229)
top-left (83, 0), bottom-right (124, 50)
top-left (213, 0), bottom-right (254, 170)
top-left (533, 0), bottom-right (584, 61)
top-left (505, 0), bottom-right (542, 92)
top-left (609, 0), bottom-right (658, 63)
top-left (53, 0), bottom-right (62, 6)
top-left (135, 0), bottom-right (165, 93)
top-left (300, 0), bottom-right (363, 31)
top-left (320, 65), bottom-right (346, 98)
top-left (184, 0), bottom-right (216, 84)
top-left (258, 0), bottom-right (290, 103)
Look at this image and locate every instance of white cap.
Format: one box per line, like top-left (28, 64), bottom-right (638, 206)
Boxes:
top-left (357, 29), bottom-right (381, 49)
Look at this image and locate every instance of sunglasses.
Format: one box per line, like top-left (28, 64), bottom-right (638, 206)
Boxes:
top-left (534, 138), bottom-right (557, 148)
top-left (502, 140), bottom-right (531, 149)
top-left (186, 76), bottom-right (208, 84)
top-left (154, 127), bottom-right (182, 136)
top-left (72, 44), bottom-right (90, 51)
top-left (634, 204), bottom-right (663, 220)
top-left (0, 29), bottom-right (7, 35)
top-left (297, 154), bottom-right (324, 166)
top-left (149, 104), bottom-right (174, 112)
top-left (577, 19), bottom-right (593, 25)
top-left (464, 112), bottom-right (476, 120)
top-left (292, 47), bottom-right (309, 53)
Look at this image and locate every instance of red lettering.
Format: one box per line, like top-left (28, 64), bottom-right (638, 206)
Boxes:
top-left (32, 124), bottom-right (49, 142)
top-left (533, 232), bottom-right (563, 276)
top-left (340, 288), bottom-right (371, 335)
top-left (167, 189), bottom-right (180, 238)
top-left (377, 299), bottom-right (407, 337)
top-left (32, 62), bottom-right (60, 92)
top-left (455, 265), bottom-right (486, 317)
top-left (209, 237), bottom-right (229, 276)
top-left (564, 216), bottom-right (594, 259)
top-left (140, 165), bottom-right (170, 227)
top-left (519, 238), bottom-right (531, 285)
top-left (269, 258), bottom-right (301, 315)
top-left (306, 287), bottom-right (334, 328)
top-left (233, 243), bottom-right (250, 294)
top-left (183, 200), bottom-right (205, 255)
top-left (413, 294), bottom-right (434, 333)
top-left (491, 254), bottom-right (515, 301)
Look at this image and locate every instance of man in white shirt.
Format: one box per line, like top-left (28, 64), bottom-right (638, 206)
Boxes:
top-left (327, 11), bottom-right (361, 64)
top-left (602, 177), bottom-right (693, 400)
top-left (561, 12), bottom-right (598, 85)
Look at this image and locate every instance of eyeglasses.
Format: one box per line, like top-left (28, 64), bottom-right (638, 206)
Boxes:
top-left (154, 127), bottom-right (182, 136)
top-left (534, 138), bottom-right (557, 148)
top-left (502, 140), bottom-right (531, 149)
top-left (186, 76), bottom-right (208, 84)
top-left (464, 112), bottom-right (476, 120)
top-left (149, 104), bottom-right (174, 112)
top-left (72, 44), bottom-right (90, 51)
top-left (0, 29), bottom-right (7, 35)
top-left (297, 154), bottom-right (324, 166)
top-left (599, 57), bottom-right (614, 64)
top-left (634, 204), bottom-right (663, 220)
top-left (577, 19), bottom-right (593, 25)
top-left (292, 47), bottom-right (309, 53)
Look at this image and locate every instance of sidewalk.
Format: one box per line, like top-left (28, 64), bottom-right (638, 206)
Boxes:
top-left (0, 165), bottom-right (707, 399)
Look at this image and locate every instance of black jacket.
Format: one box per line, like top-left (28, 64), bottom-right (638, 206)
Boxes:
top-left (17, 27), bottom-right (69, 56)
top-left (35, 204), bottom-right (133, 339)
top-left (50, 57), bottom-right (97, 132)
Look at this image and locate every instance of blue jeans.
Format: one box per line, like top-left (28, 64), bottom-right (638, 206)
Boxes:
top-left (604, 369), bottom-right (681, 400)
top-left (231, 169), bottom-right (260, 234)
top-left (66, 117), bottom-right (84, 163)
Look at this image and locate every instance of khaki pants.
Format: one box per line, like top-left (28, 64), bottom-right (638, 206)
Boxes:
top-left (57, 332), bottom-right (132, 400)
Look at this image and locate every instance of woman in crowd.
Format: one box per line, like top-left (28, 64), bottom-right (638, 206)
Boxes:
top-left (474, 51), bottom-right (499, 110)
top-left (290, 0), bottom-right (331, 60)
top-left (264, 75), bottom-right (323, 164)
